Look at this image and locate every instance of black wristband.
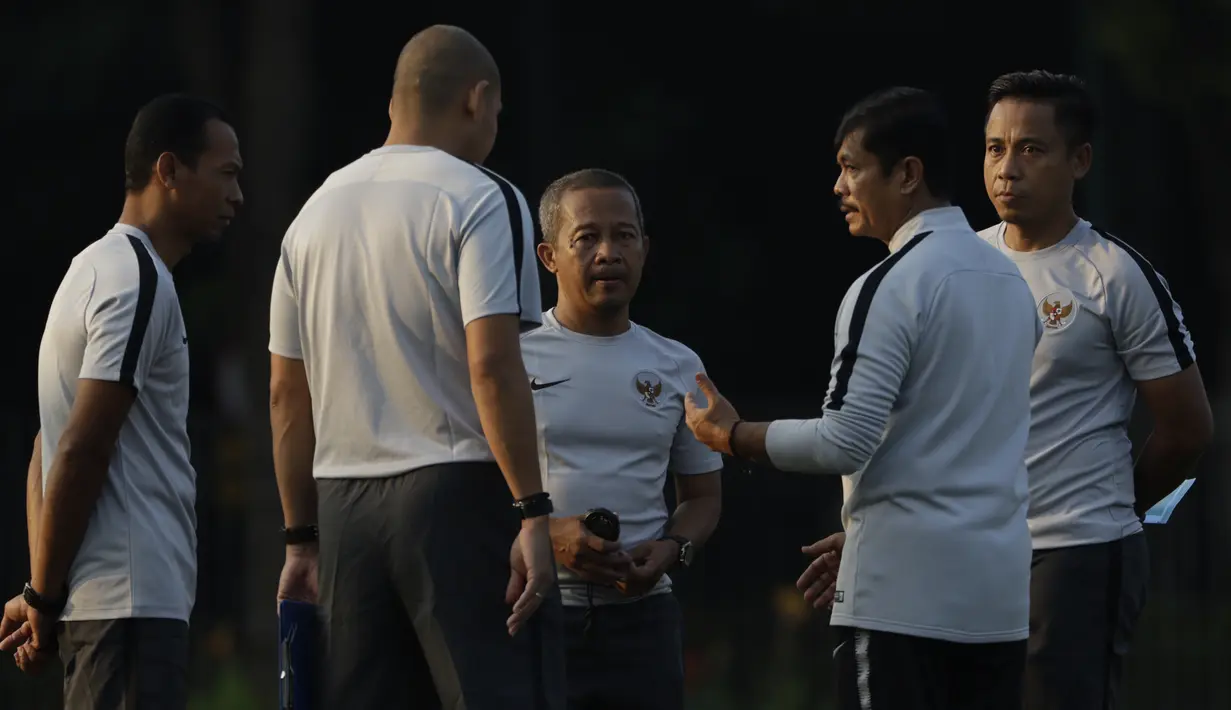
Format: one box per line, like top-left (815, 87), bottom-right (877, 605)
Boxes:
top-left (283, 524), bottom-right (319, 545)
top-left (728, 420), bottom-right (745, 459)
top-left (23, 581), bottom-right (67, 617)
top-left (513, 491), bottom-right (554, 520)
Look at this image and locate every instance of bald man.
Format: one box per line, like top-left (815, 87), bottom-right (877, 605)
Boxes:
top-left (268, 25), bottom-right (565, 709)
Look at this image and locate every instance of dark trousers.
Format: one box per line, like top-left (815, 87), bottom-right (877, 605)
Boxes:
top-left (833, 626), bottom-right (1026, 710)
top-left (1025, 533), bottom-right (1150, 710)
top-left (562, 593), bottom-right (685, 710)
top-left (317, 462), bottom-right (566, 710)
top-left (56, 618), bottom-right (189, 710)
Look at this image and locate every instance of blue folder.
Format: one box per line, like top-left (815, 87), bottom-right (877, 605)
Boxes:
top-left (278, 600), bottom-right (321, 710)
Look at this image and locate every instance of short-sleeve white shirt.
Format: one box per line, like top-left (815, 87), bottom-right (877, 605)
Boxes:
top-left (38, 224), bottom-right (196, 622)
top-left (269, 146), bottom-right (541, 479)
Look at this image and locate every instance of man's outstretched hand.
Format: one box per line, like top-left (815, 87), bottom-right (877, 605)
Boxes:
top-left (684, 373), bottom-right (741, 455)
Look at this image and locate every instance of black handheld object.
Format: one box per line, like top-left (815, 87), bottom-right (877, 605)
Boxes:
top-left (582, 508), bottom-right (620, 542)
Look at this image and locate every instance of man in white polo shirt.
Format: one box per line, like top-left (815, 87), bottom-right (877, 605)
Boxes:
top-left (0, 94), bottom-right (243, 709)
top-left (685, 88), bottom-right (1040, 710)
top-left (979, 70), bottom-right (1213, 710)
top-left (521, 168), bottom-right (723, 710)
top-left (267, 25), bottom-right (563, 709)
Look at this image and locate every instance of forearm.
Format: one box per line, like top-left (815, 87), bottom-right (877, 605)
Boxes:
top-left (471, 361), bottom-right (543, 501)
top-left (667, 493), bottom-right (721, 547)
top-left (27, 432), bottom-right (43, 567)
top-left (1133, 431), bottom-right (1209, 517)
top-left (761, 419), bottom-right (865, 474)
top-left (33, 447), bottom-right (111, 595)
top-left (271, 399), bottom-right (317, 528)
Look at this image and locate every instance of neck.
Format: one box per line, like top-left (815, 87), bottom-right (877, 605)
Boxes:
top-left (117, 193), bottom-right (192, 268)
top-left (386, 118), bottom-right (470, 161)
top-left (554, 299), bottom-right (630, 337)
top-left (879, 196), bottom-right (949, 247)
top-left (1003, 207), bottom-right (1078, 252)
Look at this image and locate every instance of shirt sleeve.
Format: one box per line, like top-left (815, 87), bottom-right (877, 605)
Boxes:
top-left (766, 273), bottom-right (916, 475)
top-left (79, 246), bottom-right (163, 392)
top-left (269, 245), bottom-right (303, 360)
top-left (1108, 250), bottom-right (1196, 381)
top-left (669, 351), bottom-right (725, 476)
top-left (457, 176), bottom-right (542, 331)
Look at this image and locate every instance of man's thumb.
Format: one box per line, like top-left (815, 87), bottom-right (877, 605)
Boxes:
top-left (695, 372), bottom-right (719, 398)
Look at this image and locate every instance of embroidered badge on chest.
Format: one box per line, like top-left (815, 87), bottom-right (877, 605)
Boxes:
top-left (1038, 289), bottom-right (1081, 333)
top-left (633, 371), bottom-right (664, 408)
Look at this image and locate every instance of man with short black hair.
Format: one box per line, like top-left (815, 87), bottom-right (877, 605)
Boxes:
top-left (685, 87), bottom-right (1039, 710)
top-left (1, 93), bottom-right (243, 710)
top-left (268, 25), bottom-right (564, 709)
top-left (979, 69), bottom-right (1213, 710)
top-left (524, 168), bottom-right (723, 710)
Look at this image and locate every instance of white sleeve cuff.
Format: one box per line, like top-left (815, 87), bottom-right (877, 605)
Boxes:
top-left (765, 419), bottom-right (862, 475)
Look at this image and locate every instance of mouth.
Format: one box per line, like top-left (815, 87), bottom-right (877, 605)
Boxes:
top-left (590, 273), bottom-right (626, 287)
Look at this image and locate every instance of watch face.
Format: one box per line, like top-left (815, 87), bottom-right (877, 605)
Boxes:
top-left (679, 542), bottom-right (694, 566)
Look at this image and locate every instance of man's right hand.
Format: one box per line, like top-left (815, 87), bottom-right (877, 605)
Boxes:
top-left (277, 543), bottom-right (320, 613)
top-left (549, 515), bottom-right (631, 585)
top-left (798, 532), bottom-right (845, 610)
top-left (506, 517), bottom-right (556, 637)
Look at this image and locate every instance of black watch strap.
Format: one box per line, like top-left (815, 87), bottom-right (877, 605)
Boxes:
top-left (283, 524), bottom-right (319, 545)
top-left (513, 492), bottom-right (554, 520)
top-left (23, 581), bottom-right (67, 617)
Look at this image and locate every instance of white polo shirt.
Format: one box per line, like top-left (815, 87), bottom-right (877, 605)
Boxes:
top-left (520, 310), bottom-right (723, 606)
top-left (766, 207), bottom-right (1039, 644)
top-left (978, 219), bottom-right (1197, 549)
top-left (270, 145), bottom-right (542, 478)
top-left (37, 224), bottom-right (196, 622)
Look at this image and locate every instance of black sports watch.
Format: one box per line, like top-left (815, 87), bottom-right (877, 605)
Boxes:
top-left (581, 508), bottom-right (620, 542)
top-left (23, 581), bottom-right (67, 617)
top-left (660, 534), bottom-right (695, 567)
top-left (513, 491), bottom-right (554, 520)
top-left (283, 524), bottom-right (319, 546)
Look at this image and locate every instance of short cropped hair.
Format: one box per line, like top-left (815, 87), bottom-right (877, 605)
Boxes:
top-left (538, 168), bottom-right (645, 244)
top-left (833, 87), bottom-right (954, 201)
top-left (987, 70), bottom-right (1097, 150)
top-left (124, 94), bottom-right (229, 192)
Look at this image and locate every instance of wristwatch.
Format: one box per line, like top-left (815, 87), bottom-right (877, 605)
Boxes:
top-left (660, 534), bottom-right (695, 567)
top-left (23, 581), bottom-right (67, 618)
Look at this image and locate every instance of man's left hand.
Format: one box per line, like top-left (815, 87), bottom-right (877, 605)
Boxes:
top-left (1, 594), bottom-right (55, 676)
top-left (684, 373), bottom-right (741, 455)
top-left (616, 540), bottom-right (679, 598)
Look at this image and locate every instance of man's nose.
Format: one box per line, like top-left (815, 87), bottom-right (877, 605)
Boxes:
top-left (594, 237), bottom-right (622, 262)
top-left (231, 185), bottom-right (245, 207)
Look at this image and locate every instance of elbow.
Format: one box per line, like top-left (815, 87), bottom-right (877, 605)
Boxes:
top-left (468, 352), bottom-right (519, 390)
top-left (56, 437), bottom-right (113, 470)
top-left (1160, 408), bottom-right (1214, 459)
top-left (269, 376), bottom-right (309, 415)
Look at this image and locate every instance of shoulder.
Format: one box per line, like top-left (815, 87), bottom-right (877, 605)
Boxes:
top-left (632, 322), bottom-right (705, 368)
top-left (77, 233), bottom-right (157, 294)
top-left (1078, 225), bottom-right (1161, 286)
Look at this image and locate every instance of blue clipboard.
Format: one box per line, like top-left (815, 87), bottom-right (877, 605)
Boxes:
top-left (278, 599), bottom-right (321, 710)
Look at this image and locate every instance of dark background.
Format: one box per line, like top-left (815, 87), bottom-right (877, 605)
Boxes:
top-left (2, 1), bottom-right (1228, 708)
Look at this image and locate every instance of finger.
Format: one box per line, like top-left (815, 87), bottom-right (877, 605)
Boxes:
top-left (801, 537), bottom-right (838, 556)
top-left (796, 555), bottom-right (828, 590)
top-left (815, 584), bottom-right (837, 610)
top-left (694, 372), bottom-right (720, 400)
top-left (576, 565), bottom-right (626, 586)
top-left (0, 622), bottom-right (32, 652)
top-left (583, 536), bottom-right (623, 554)
top-left (508, 589), bottom-right (545, 636)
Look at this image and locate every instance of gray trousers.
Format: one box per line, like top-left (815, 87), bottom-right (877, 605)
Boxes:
top-left (56, 618), bottom-right (189, 710)
top-left (562, 593), bottom-right (685, 710)
top-left (318, 462), bottom-right (566, 710)
top-left (1025, 532), bottom-right (1150, 710)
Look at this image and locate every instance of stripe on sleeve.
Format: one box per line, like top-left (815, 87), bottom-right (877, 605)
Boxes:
top-left (472, 164), bottom-right (526, 313)
top-left (120, 235), bottom-right (159, 389)
top-left (1093, 227), bottom-right (1194, 370)
top-left (827, 231), bottom-right (933, 411)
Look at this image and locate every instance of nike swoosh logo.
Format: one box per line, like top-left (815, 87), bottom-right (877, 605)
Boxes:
top-left (530, 378), bottom-right (570, 391)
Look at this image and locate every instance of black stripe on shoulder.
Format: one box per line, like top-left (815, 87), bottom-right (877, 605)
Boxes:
top-left (827, 231), bottom-right (933, 411)
top-left (1092, 227), bottom-right (1193, 370)
top-left (470, 163), bottom-right (525, 312)
top-left (120, 235), bottom-right (159, 389)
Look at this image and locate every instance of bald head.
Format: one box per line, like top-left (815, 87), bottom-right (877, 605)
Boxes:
top-left (392, 25), bottom-right (500, 118)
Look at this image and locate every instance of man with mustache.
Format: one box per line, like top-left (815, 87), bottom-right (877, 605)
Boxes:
top-left (686, 87), bottom-right (1040, 710)
top-left (520, 168), bottom-right (723, 710)
top-left (978, 70), bottom-right (1213, 710)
